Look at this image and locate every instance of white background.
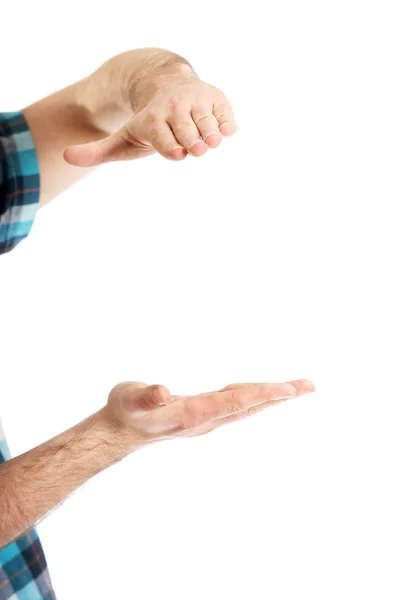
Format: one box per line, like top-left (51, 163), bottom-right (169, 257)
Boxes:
top-left (1, 1), bottom-right (400, 598)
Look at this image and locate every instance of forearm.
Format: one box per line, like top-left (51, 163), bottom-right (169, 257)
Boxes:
top-left (23, 48), bottom-right (194, 207)
top-left (0, 409), bottom-right (130, 548)
top-left (23, 83), bottom-right (104, 206)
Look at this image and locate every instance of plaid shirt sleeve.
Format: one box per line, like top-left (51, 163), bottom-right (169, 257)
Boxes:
top-left (1, 115), bottom-right (56, 597)
top-left (0, 111), bottom-right (40, 255)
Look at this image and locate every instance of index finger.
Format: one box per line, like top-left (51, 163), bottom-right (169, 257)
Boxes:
top-left (221, 379), bottom-right (315, 396)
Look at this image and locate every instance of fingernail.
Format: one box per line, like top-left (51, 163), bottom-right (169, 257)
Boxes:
top-left (189, 138), bottom-right (204, 148)
top-left (203, 131), bottom-right (221, 141)
top-left (304, 380), bottom-right (316, 392)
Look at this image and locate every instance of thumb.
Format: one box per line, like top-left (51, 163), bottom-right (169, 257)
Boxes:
top-left (63, 132), bottom-right (131, 167)
top-left (110, 382), bottom-right (171, 414)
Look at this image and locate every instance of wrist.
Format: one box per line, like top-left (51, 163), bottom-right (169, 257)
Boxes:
top-left (95, 407), bottom-right (145, 459)
top-left (75, 73), bottom-right (132, 136)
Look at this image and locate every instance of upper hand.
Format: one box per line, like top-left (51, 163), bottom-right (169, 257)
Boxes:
top-left (64, 78), bottom-right (237, 167)
top-left (104, 379), bottom-right (315, 449)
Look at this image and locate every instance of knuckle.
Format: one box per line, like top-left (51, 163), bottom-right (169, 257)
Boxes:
top-left (224, 390), bottom-right (244, 416)
top-left (149, 127), bottom-right (168, 142)
top-left (144, 110), bottom-right (160, 125)
top-left (137, 384), bottom-right (168, 412)
top-left (151, 384), bottom-right (168, 405)
top-left (139, 394), bottom-right (156, 412)
top-left (193, 111), bottom-right (209, 125)
top-left (172, 120), bottom-right (194, 134)
top-left (244, 405), bottom-right (260, 418)
top-left (214, 99), bottom-right (233, 120)
top-left (225, 392), bottom-right (242, 416)
top-left (168, 97), bottom-right (184, 112)
top-left (226, 403), bottom-right (242, 417)
top-left (120, 125), bottom-right (137, 144)
top-left (214, 108), bottom-right (227, 121)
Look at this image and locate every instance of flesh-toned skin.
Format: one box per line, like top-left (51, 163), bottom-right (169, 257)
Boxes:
top-left (1, 379), bottom-right (314, 547)
top-left (23, 49), bottom-right (237, 206)
top-left (1, 47), bottom-right (314, 547)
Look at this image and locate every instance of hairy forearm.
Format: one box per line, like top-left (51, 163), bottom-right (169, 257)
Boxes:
top-left (23, 48), bottom-right (194, 206)
top-left (0, 409), bottom-right (129, 548)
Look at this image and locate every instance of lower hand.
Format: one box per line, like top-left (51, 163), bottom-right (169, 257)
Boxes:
top-left (103, 379), bottom-right (315, 451)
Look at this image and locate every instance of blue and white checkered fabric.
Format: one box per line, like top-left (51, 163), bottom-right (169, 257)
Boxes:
top-left (0, 111), bottom-right (40, 255)
top-left (1, 112), bottom-right (56, 599)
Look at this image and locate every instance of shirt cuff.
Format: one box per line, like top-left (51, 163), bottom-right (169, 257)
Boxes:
top-left (0, 111), bottom-right (40, 255)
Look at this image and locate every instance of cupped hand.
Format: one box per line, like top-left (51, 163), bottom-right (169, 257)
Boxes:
top-left (64, 78), bottom-right (237, 167)
top-left (104, 379), bottom-right (315, 449)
